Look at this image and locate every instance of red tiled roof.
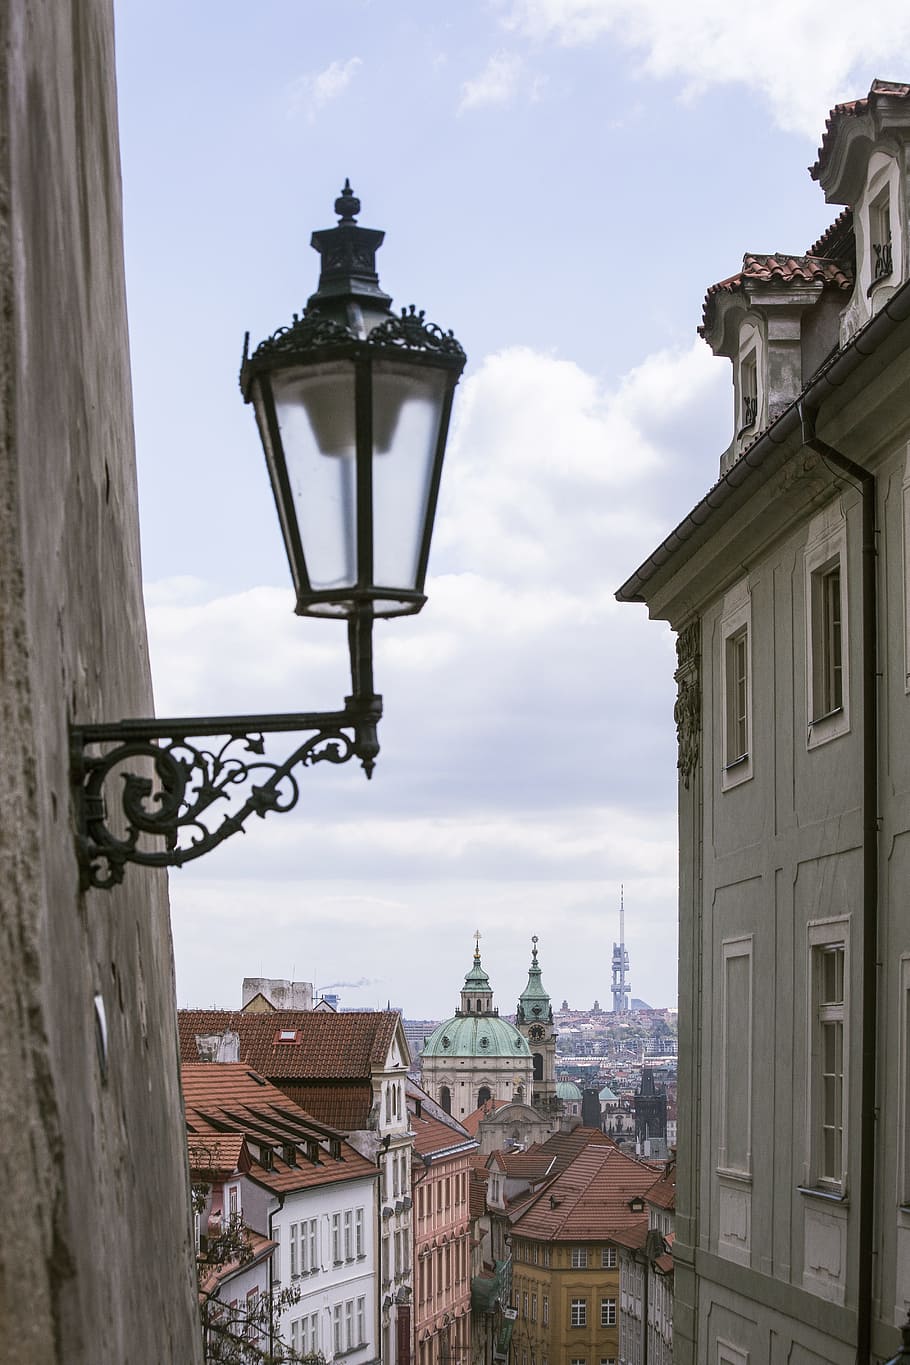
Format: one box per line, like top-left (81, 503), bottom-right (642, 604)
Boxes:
top-left (178, 1008), bottom-right (405, 1079)
top-left (199, 1229), bottom-right (276, 1296)
top-left (701, 253), bottom-right (853, 333)
top-left (495, 1150), bottom-right (555, 1180)
top-left (186, 1131), bottom-right (247, 1178)
top-left (807, 207), bottom-right (854, 261)
top-left (469, 1169), bottom-right (488, 1219)
top-left (461, 1099), bottom-right (509, 1136)
top-left (182, 1064), bottom-right (377, 1195)
top-left (509, 1143), bottom-right (656, 1241)
top-left (646, 1162), bottom-right (676, 1213)
top-left (275, 1082), bottom-right (376, 1132)
top-left (811, 80), bottom-right (910, 180)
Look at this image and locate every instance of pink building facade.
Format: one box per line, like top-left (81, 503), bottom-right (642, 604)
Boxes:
top-left (410, 1090), bottom-right (478, 1365)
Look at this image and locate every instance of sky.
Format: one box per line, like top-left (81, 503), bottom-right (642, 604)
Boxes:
top-left (112, 1), bottom-right (910, 1019)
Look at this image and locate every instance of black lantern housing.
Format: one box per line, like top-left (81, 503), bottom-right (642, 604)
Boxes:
top-left (71, 183), bottom-right (465, 891)
top-left (240, 181), bottom-right (466, 622)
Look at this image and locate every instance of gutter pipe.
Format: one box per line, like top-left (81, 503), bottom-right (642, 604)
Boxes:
top-left (799, 407), bottom-right (878, 1365)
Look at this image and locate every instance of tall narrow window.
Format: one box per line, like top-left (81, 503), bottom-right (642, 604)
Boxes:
top-left (871, 186), bottom-right (893, 281)
top-left (725, 627), bottom-right (749, 767)
top-left (816, 945), bottom-right (845, 1185)
top-left (720, 938), bottom-right (752, 1176)
top-left (740, 351), bottom-right (758, 431)
top-left (811, 560), bottom-right (843, 720)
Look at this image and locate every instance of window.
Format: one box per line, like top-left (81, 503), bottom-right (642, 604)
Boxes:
top-left (721, 583), bottom-right (752, 787)
top-left (806, 510), bottom-right (848, 747)
top-left (304, 1217), bottom-right (318, 1273)
top-left (571, 1246), bottom-right (588, 1268)
top-left (332, 1212), bottom-right (342, 1263)
top-left (345, 1299), bottom-right (355, 1351)
top-left (290, 1222), bottom-right (300, 1277)
top-left (601, 1246), bottom-right (617, 1268)
top-left (531, 1293), bottom-right (537, 1323)
top-left (305, 1314), bottom-right (320, 1354)
top-left (355, 1207), bottom-right (365, 1257)
top-left (543, 1246), bottom-right (550, 1267)
top-left (871, 185), bottom-right (893, 281)
top-left (333, 1303), bottom-right (343, 1356)
top-left (356, 1297), bottom-right (366, 1346)
top-left (601, 1297), bottom-right (617, 1327)
top-left (344, 1209), bottom-right (354, 1261)
top-left (571, 1359), bottom-right (587, 1365)
top-left (522, 1292), bottom-right (529, 1318)
top-left (740, 350), bottom-right (757, 431)
top-left (570, 1299), bottom-right (587, 1327)
top-left (725, 628), bottom-right (748, 766)
top-left (814, 943), bottom-right (846, 1185)
top-left (542, 1295), bottom-right (549, 1326)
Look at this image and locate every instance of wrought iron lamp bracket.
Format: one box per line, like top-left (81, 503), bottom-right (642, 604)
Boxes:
top-left (70, 696), bottom-right (381, 892)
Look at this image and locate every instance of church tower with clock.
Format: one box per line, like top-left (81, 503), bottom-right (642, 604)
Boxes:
top-left (515, 936), bottom-right (558, 1112)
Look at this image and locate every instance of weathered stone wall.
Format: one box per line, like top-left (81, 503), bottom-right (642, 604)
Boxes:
top-left (0, 1), bottom-right (201, 1359)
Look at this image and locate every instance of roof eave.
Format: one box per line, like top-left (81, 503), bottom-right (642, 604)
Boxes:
top-left (616, 274), bottom-right (910, 613)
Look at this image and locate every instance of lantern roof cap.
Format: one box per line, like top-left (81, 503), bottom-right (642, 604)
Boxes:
top-left (307, 179), bottom-right (393, 325)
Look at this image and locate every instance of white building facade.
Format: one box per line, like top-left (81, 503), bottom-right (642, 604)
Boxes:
top-left (618, 78), bottom-right (910, 1365)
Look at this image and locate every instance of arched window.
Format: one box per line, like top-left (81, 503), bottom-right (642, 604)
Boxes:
top-left (515, 1084), bottom-right (524, 1102)
top-left (533, 1053), bottom-right (543, 1082)
top-left (440, 1085), bottom-right (451, 1114)
top-left (478, 1085), bottom-right (492, 1107)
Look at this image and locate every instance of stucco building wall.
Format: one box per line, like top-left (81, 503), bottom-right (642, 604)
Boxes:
top-left (0, 2), bottom-right (201, 1360)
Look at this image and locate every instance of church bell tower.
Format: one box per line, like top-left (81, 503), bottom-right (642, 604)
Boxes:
top-left (515, 936), bottom-right (557, 1112)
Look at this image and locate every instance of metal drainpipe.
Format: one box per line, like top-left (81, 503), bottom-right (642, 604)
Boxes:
top-left (800, 404), bottom-right (878, 1365)
top-left (269, 1194), bottom-right (285, 1360)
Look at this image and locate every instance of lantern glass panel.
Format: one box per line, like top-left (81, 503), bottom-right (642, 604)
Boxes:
top-left (272, 360), bottom-right (358, 605)
top-left (371, 357), bottom-right (450, 596)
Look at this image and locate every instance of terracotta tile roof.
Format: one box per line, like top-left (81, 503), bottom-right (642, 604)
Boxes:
top-left (469, 1169), bottom-right (489, 1219)
top-left (807, 207), bottom-right (854, 262)
top-left (186, 1131), bottom-right (247, 1178)
top-left (509, 1143), bottom-right (656, 1241)
top-left (199, 1229), bottom-right (276, 1296)
top-left (811, 80), bottom-right (910, 180)
top-left (646, 1162), bottom-right (676, 1212)
top-left (410, 1106), bottom-right (476, 1160)
top-left (182, 1064), bottom-right (378, 1195)
top-left (178, 1008), bottom-right (405, 1079)
top-left (701, 253), bottom-right (853, 334)
top-left (461, 1099), bottom-right (509, 1136)
top-left (495, 1150), bottom-right (556, 1180)
top-left (274, 1082), bottom-right (376, 1132)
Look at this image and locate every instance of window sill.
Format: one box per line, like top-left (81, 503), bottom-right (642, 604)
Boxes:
top-left (797, 1184), bottom-right (848, 1205)
top-left (807, 706), bottom-right (849, 750)
top-left (721, 754), bottom-right (753, 791)
top-left (716, 1166), bottom-right (752, 1185)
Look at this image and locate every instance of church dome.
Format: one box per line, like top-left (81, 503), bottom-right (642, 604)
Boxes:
top-left (423, 1012), bottom-right (531, 1060)
top-left (556, 1079), bottom-right (582, 1101)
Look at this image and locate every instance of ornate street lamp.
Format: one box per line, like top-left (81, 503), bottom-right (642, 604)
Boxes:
top-left (72, 183), bottom-right (465, 891)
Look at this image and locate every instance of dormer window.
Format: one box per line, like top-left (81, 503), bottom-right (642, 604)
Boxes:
top-left (740, 351), bottom-right (758, 432)
top-left (870, 186), bottom-right (893, 282)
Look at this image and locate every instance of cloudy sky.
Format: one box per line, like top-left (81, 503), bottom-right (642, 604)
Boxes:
top-left (113, 1), bottom-right (910, 1019)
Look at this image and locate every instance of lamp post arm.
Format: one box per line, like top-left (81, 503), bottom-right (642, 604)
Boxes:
top-left (70, 694), bottom-right (382, 892)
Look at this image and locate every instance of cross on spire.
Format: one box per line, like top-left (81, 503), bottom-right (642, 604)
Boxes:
top-left (473, 929), bottom-right (482, 959)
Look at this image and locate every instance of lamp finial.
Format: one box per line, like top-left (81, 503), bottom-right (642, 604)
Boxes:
top-left (335, 179), bottom-right (360, 224)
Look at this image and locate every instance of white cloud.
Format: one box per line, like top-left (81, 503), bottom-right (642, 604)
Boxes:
top-left (500, 0), bottom-right (910, 137)
top-left (286, 57), bottom-right (363, 123)
top-left (459, 52), bottom-right (526, 112)
top-left (145, 339), bottom-right (726, 1010)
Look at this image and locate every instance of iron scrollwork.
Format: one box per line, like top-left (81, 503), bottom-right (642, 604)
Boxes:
top-left (243, 304), bottom-right (465, 369)
top-left (673, 620), bottom-right (701, 789)
top-left (72, 701), bottom-right (380, 891)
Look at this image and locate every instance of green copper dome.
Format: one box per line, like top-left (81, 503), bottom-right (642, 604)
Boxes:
top-left (556, 1079), bottom-right (582, 1101)
top-left (422, 1013), bottom-right (531, 1059)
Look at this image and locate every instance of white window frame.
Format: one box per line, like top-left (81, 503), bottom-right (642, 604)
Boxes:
top-left (570, 1299), bottom-right (587, 1328)
top-left (805, 917), bottom-right (850, 1194)
top-left (863, 153), bottom-right (901, 301)
top-left (601, 1245), bottom-right (617, 1268)
top-left (601, 1296), bottom-right (617, 1327)
top-left (720, 583), bottom-right (753, 789)
top-left (805, 508), bottom-right (849, 748)
top-left (571, 1246), bottom-right (588, 1268)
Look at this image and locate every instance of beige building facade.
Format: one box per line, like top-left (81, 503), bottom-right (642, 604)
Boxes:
top-left (618, 80), bottom-right (910, 1365)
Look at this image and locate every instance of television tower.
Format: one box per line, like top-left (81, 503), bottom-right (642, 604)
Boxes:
top-left (611, 885), bottom-right (631, 1013)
